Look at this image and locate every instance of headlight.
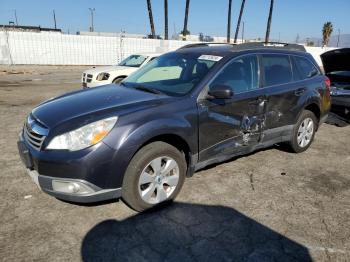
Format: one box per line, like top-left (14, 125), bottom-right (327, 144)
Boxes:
top-left (96, 72), bottom-right (110, 81)
top-left (47, 116), bottom-right (118, 151)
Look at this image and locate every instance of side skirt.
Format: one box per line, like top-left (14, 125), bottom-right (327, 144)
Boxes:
top-left (191, 125), bottom-right (294, 173)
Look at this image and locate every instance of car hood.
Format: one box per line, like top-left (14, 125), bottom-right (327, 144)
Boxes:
top-left (32, 85), bottom-right (167, 129)
top-left (83, 65), bottom-right (134, 75)
top-left (321, 48), bottom-right (350, 74)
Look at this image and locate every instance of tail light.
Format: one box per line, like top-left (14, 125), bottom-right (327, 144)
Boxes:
top-left (324, 76), bottom-right (332, 100)
top-left (324, 77), bottom-right (331, 90)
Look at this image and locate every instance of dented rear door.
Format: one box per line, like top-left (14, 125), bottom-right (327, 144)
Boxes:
top-left (260, 54), bottom-right (302, 137)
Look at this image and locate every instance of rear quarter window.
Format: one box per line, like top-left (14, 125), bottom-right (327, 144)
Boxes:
top-left (293, 56), bottom-right (320, 80)
top-left (262, 54), bottom-right (293, 86)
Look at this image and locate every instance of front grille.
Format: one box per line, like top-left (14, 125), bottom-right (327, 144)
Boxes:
top-left (82, 73), bottom-right (93, 83)
top-left (23, 116), bottom-right (47, 151)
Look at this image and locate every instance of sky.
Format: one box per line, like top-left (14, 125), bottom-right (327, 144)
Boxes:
top-left (0, 0), bottom-right (349, 42)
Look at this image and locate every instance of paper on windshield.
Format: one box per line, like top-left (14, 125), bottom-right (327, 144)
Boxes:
top-left (198, 55), bottom-right (223, 62)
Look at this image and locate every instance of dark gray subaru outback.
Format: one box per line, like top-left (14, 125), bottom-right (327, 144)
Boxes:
top-left (18, 43), bottom-right (331, 211)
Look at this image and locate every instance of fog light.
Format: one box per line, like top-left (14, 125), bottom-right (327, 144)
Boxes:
top-left (52, 180), bottom-right (94, 195)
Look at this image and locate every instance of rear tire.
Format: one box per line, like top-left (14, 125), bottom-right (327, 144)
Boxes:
top-left (289, 110), bottom-right (318, 153)
top-left (122, 142), bottom-right (186, 212)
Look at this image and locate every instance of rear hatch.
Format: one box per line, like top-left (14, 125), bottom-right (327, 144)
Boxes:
top-left (321, 48), bottom-right (350, 90)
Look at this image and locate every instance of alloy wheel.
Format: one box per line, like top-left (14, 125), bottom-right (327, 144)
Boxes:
top-left (138, 156), bottom-right (180, 204)
top-left (297, 117), bottom-right (314, 148)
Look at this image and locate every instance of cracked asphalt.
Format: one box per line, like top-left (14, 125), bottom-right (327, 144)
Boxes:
top-left (0, 66), bottom-right (350, 261)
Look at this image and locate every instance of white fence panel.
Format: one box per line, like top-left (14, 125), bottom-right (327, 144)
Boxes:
top-left (0, 31), bottom-right (194, 65)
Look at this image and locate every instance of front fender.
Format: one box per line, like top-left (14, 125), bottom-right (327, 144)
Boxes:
top-left (108, 118), bottom-right (196, 153)
top-left (102, 117), bottom-right (197, 188)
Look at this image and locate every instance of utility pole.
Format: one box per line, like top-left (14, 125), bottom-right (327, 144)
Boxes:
top-left (53, 10), bottom-right (57, 29)
top-left (14, 10), bottom-right (18, 25)
top-left (337, 29), bottom-right (340, 47)
top-left (88, 8), bottom-right (95, 32)
top-left (241, 21), bottom-right (245, 43)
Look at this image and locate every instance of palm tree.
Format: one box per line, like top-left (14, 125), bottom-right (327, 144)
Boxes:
top-left (182, 0), bottom-right (190, 40)
top-left (322, 22), bottom-right (333, 47)
top-left (234, 0), bottom-right (246, 43)
top-left (265, 0), bottom-right (274, 43)
top-left (164, 0), bottom-right (168, 40)
top-left (146, 0), bottom-right (156, 39)
top-left (227, 0), bottom-right (232, 43)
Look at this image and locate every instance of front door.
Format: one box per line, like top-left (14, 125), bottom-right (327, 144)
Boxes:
top-left (198, 54), bottom-right (266, 162)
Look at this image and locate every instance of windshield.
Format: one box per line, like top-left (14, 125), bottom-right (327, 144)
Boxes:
top-left (123, 53), bottom-right (218, 96)
top-left (119, 55), bottom-right (147, 67)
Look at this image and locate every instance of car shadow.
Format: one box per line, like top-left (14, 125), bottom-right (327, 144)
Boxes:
top-left (81, 202), bottom-right (312, 262)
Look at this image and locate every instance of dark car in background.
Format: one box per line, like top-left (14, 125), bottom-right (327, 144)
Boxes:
top-left (18, 43), bottom-right (331, 212)
top-left (321, 48), bottom-right (350, 122)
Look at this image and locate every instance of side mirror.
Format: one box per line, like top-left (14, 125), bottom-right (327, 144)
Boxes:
top-left (207, 85), bottom-right (233, 99)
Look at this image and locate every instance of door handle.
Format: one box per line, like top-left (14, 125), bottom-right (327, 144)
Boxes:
top-left (295, 88), bottom-right (305, 96)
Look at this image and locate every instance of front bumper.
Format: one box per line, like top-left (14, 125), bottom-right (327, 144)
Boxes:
top-left (24, 169), bottom-right (121, 203)
top-left (17, 133), bottom-right (125, 203)
top-left (82, 80), bottom-right (111, 89)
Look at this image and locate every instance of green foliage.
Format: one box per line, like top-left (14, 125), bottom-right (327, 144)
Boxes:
top-left (322, 21), bottom-right (333, 46)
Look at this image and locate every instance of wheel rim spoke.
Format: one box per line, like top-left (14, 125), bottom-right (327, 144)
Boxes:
top-left (163, 175), bottom-right (179, 187)
top-left (139, 171), bottom-right (154, 185)
top-left (150, 158), bottom-right (162, 174)
top-left (156, 185), bottom-right (168, 202)
top-left (161, 159), bottom-right (177, 175)
top-left (141, 183), bottom-right (156, 201)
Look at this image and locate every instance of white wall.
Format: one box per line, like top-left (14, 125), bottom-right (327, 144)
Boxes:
top-left (304, 46), bottom-right (337, 68)
top-left (0, 31), bottom-right (337, 66)
top-left (0, 31), bottom-right (194, 65)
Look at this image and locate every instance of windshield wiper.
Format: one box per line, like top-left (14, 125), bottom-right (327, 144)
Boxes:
top-left (132, 85), bottom-right (164, 95)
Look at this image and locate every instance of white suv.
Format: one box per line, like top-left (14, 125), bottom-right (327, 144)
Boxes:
top-left (82, 53), bottom-right (161, 88)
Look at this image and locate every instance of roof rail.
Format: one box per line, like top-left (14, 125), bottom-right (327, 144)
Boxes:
top-left (233, 42), bottom-right (306, 52)
top-left (178, 42), bottom-right (237, 50)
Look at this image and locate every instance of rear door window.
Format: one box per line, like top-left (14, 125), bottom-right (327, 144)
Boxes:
top-left (293, 56), bottom-right (320, 80)
top-left (262, 54), bottom-right (293, 86)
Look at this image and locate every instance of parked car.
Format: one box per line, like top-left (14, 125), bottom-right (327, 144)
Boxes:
top-left (18, 43), bottom-right (330, 212)
top-left (81, 53), bottom-right (161, 88)
top-left (321, 48), bottom-right (350, 121)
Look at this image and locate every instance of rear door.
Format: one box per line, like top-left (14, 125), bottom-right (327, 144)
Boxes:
top-left (261, 54), bottom-right (302, 140)
top-left (198, 54), bottom-right (267, 162)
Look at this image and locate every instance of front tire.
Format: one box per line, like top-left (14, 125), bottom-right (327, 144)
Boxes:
top-left (289, 110), bottom-right (318, 153)
top-left (122, 142), bottom-right (186, 212)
